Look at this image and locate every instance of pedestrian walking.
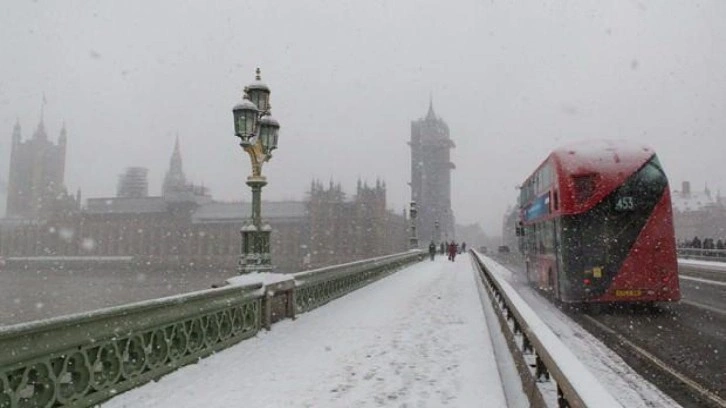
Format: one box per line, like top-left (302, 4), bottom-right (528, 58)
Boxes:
top-left (448, 241), bottom-right (457, 261)
top-left (428, 241), bottom-right (437, 261)
top-left (692, 236), bottom-right (702, 248)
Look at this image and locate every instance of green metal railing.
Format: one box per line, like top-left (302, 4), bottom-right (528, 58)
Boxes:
top-left (293, 250), bottom-right (424, 313)
top-left (0, 250), bottom-right (423, 407)
top-left (0, 284), bottom-right (263, 408)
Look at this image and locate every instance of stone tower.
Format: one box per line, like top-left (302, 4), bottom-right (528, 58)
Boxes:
top-left (409, 100), bottom-right (456, 243)
top-left (6, 116), bottom-right (68, 219)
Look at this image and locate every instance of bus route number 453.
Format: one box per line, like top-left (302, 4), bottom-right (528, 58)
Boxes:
top-left (615, 196), bottom-right (635, 211)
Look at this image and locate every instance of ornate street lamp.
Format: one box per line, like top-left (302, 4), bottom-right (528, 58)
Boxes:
top-left (409, 201), bottom-right (418, 249)
top-left (232, 68), bottom-right (281, 274)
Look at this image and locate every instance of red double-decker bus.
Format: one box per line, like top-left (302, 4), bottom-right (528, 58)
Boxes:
top-left (517, 140), bottom-right (680, 304)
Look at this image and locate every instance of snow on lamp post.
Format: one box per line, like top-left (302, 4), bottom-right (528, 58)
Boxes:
top-left (232, 68), bottom-right (280, 274)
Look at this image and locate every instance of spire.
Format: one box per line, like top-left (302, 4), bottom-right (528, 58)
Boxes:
top-left (33, 115), bottom-right (47, 140)
top-left (172, 134), bottom-right (181, 162)
top-left (426, 93), bottom-right (436, 120)
top-left (12, 118), bottom-right (21, 146)
top-left (163, 135), bottom-right (187, 195)
top-left (34, 94), bottom-right (48, 140)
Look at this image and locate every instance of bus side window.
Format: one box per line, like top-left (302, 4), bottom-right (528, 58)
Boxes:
top-left (515, 222), bottom-right (524, 237)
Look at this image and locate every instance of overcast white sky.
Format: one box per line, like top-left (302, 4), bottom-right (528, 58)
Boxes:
top-left (1, 0), bottom-right (725, 234)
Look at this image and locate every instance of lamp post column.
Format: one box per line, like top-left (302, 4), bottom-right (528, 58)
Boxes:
top-left (409, 201), bottom-right (419, 249)
top-left (249, 176), bottom-right (266, 229)
top-left (239, 176), bottom-right (272, 274)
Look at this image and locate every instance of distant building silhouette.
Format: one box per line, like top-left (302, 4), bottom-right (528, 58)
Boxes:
top-left (409, 99), bottom-right (456, 242)
top-left (306, 179), bottom-right (406, 269)
top-left (0, 141), bottom-right (7, 217)
top-left (163, 137), bottom-right (187, 197)
top-left (1, 138), bottom-right (407, 272)
top-left (117, 167), bottom-right (149, 198)
top-left (5, 116), bottom-right (77, 219)
top-left (672, 180), bottom-right (726, 242)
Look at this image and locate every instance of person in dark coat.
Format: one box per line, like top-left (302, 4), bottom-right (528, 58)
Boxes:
top-left (692, 236), bottom-right (702, 249)
top-left (461, 242), bottom-right (467, 253)
top-left (448, 241), bottom-right (457, 261)
top-left (428, 241), bottom-right (437, 261)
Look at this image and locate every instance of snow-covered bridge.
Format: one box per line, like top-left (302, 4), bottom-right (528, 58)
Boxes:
top-left (102, 254), bottom-right (679, 408)
top-left (2, 251), bottom-right (721, 407)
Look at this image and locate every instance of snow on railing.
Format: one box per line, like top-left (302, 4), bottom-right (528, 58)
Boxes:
top-left (470, 251), bottom-right (622, 408)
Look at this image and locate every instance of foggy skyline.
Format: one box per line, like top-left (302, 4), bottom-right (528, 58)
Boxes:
top-left (2, 0), bottom-right (725, 235)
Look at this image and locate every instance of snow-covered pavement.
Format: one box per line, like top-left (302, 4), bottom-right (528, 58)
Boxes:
top-left (104, 256), bottom-right (507, 408)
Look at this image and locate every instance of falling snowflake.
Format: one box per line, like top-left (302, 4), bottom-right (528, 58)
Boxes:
top-left (59, 227), bottom-right (75, 242)
top-left (81, 238), bottom-right (97, 251)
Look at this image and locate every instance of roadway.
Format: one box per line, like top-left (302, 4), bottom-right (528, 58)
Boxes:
top-left (496, 254), bottom-right (726, 408)
top-left (678, 259), bottom-right (726, 315)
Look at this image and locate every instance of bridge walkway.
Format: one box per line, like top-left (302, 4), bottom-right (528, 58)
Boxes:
top-left (104, 255), bottom-right (507, 407)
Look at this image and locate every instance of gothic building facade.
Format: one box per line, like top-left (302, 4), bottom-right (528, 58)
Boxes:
top-left (409, 101), bottom-right (456, 243)
top-left (0, 134), bottom-right (408, 272)
top-left (306, 180), bottom-right (408, 269)
top-left (5, 118), bottom-right (77, 219)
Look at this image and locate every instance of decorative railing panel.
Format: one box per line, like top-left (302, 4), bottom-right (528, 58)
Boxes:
top-left (293, 250), bottom-right (423, 314)
top-left (0, 284), bottom-right (262, 408)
